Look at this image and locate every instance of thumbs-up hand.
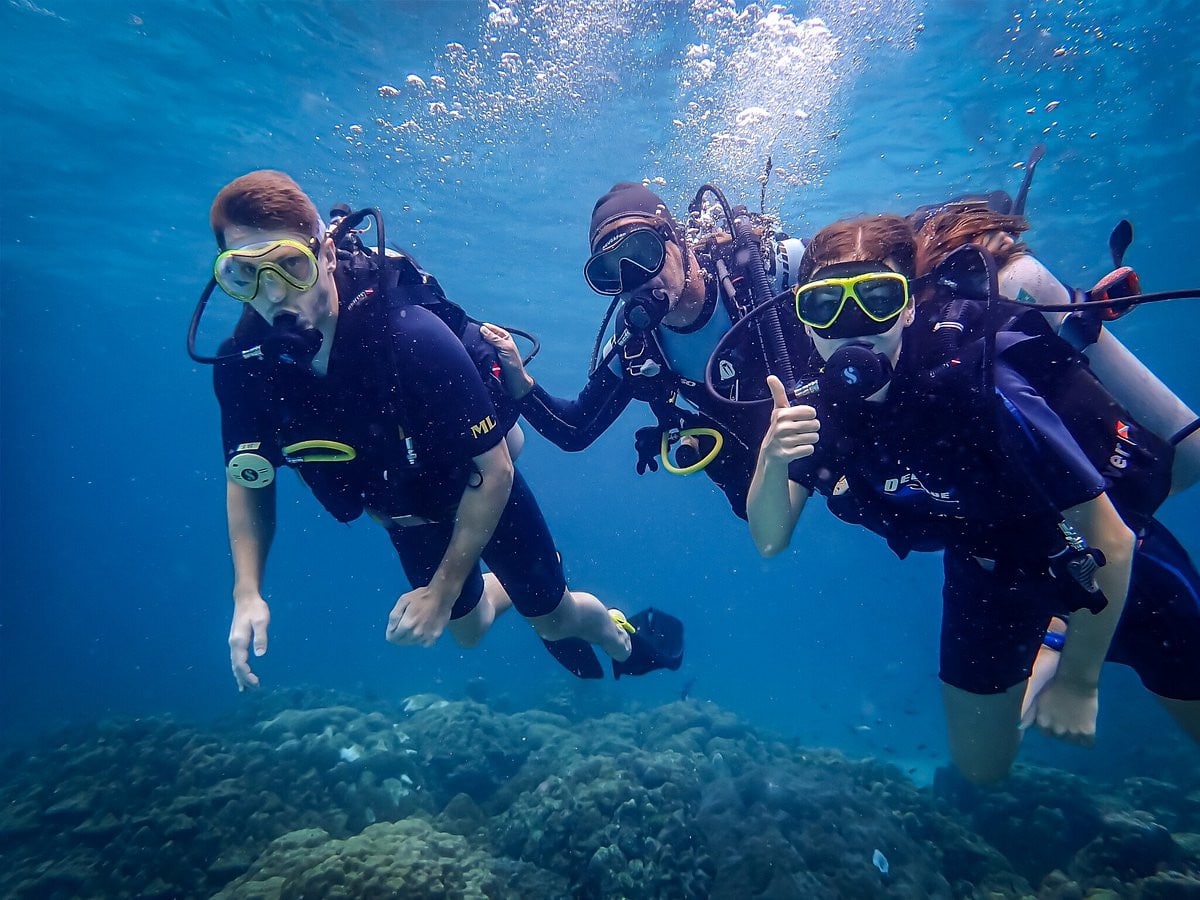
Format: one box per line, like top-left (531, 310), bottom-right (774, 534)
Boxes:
top-left (762, 375), bottom-right (820, 464)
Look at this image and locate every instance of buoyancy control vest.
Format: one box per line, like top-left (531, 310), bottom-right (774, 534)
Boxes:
top-left (809, 266), bottom-right (1172, 586)
top-left (917, 296), bottom-right (1174, 533)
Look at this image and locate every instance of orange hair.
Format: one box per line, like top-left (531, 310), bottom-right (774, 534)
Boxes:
top-left (210, 170), bottom-right (322, 249)
top-left (798, 214), bottom-right (917, 282)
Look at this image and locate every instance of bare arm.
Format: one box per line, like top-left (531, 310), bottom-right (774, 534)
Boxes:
top-left (1030, 492), bottom-right (1135, 744)
top-left (746, 375), bottom-right (817, 556)
top-left (226, 480), bottom-right (276, 690)
top-left (1055, 494), bottom-right (1135, 688)
top-left (431, 440), bottom-right (515, 600)
top-left (386, 440), bottom-right (515, 646)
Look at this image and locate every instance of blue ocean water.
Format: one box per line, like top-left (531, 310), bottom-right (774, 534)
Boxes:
top-left (1, 0), bottom-right (1197, 796)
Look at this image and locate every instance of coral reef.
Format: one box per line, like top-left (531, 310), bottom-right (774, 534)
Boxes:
top-left (0, 692), bottom-right (1196, 899)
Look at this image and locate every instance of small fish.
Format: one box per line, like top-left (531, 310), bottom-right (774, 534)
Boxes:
top-left (872, 849), bottom-right (889, 875)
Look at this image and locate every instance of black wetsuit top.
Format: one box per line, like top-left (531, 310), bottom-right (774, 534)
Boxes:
top-left (214, 297), bottom-right (507, 524)
top-left (790, 303), bottom-right (1171, 562)
top-left (787, 303), bottom-right (1194, 696)
top-left (520, 254), bottom-right (810, 517)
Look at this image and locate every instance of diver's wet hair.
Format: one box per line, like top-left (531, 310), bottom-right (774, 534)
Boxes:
top-left (914, 208), bottom-right (1030, 276)
top-left (210, 170), bottom-right (322, 250)
top-left (798, 214), bottom-right (917, 282)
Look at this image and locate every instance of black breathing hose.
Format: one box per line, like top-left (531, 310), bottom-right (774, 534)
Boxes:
top-left (691, 184), bottom-right (796, 393)
top-left (732, 210), bottom-right (796, 390)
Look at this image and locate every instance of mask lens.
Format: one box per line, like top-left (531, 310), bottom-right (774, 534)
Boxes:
top-left (795, 283), bottom-right (848, 329)
top-left (854, 275), bottom-right (908, 320)
top-left (214, 239), bottom-right (320, 302)
top-left (584, 228), bottom-right (667, 295)
top-left (795, 271), bottom-right (910, 337)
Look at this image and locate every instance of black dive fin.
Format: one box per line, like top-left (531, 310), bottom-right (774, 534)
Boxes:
top-left (1109, 219), bottom-right (1133, 268)
top-left (1012, 143), bottom-right (1045, 216)
top-left (542, 638), bottom-right (604, 679)
top-left (612, 608), bottom-right (684, 679)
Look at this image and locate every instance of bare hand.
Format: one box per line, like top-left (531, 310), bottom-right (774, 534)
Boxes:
top-left (387, 585), bottom-right (454, 648)
top-left (762, 375), bottom-right (820, 464)
top-left (978, 230), bottom-right (1016, 257)
top-left (1027, 676), bottom-right (1099, 746)
top-left (229, 595), bottom-right (271, 692)
top-left (479, 323), bottom-right (534, 399)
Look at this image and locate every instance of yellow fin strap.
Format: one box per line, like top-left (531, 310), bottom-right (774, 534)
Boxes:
top-left (281, 439), bottom-right (357, 464)
top-left (609, 609), bottom-right (637, 635)
top-left (660, 427), bottom-right (724, 475)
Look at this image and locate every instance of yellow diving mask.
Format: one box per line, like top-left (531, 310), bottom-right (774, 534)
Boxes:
top-left (214, 237), bottom-right (322, 302)
top-left (794, 263), bottom-right (910, 337)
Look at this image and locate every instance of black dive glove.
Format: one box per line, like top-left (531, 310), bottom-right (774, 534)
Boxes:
top-left (634, 426), bottom-right (662, 474)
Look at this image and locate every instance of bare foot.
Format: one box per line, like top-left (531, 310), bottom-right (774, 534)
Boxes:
top-left (603, 609), bottom-right (634, 662)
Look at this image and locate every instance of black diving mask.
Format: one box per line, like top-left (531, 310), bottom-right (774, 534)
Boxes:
top-left (584, 224), bottom-right (672, 295)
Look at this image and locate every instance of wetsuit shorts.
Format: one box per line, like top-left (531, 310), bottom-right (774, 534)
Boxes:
top-left (386, 469), bottom-right (566, 620)
top-left (940, 518), bottom-right (1200, 699)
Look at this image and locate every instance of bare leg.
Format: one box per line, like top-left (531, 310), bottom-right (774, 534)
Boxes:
top-left (942, 682), bottom-right (1026, 785)
top-left (527, 589), bottom-right (632, 662)
top-left (1156, 696), bottom-right (1200, 743)
top-left (447, 572), bottom-right (514, 648)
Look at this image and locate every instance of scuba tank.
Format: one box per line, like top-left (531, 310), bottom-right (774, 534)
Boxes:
top-left (998, 243), bottom-right (1199, 493)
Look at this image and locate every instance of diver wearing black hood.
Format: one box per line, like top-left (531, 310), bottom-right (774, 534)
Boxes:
top-left (748, 213), bottom-right (1200, 785)
top-left (202, 170), bottom-right (683, 689)
top-left (481, 181), bottom-right (809, 519)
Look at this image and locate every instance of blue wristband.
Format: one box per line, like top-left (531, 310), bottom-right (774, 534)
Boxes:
top-left (1042, 630), bottom-right (1066, 652)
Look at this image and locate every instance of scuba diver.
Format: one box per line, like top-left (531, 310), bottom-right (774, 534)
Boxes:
top-left (907, 149), bottom-right (1200, 497)
top-left (480, 180), bottom-right (808, 519)
top-left (192, 170), bottom-right (683, 688)
top-left (745, 213), bottom-right (1200, 785)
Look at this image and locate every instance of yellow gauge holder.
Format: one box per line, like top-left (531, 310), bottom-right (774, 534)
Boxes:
top-left (281, 440), bottom-right (357, 464)
top-left (660, 428), bottom-right (723, 476)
